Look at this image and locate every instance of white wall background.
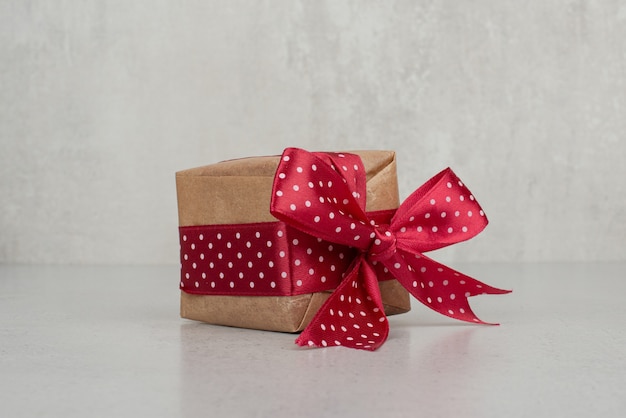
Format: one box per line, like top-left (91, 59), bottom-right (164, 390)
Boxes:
top-left (1, 1), bottom-right (625, 265)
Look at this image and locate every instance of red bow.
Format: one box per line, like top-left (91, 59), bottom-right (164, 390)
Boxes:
top-left (270, 148), bottom-right (510, 350)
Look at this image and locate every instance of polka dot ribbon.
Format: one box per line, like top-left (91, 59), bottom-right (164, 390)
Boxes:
top-left (270, 148), bottom-right (511, 351)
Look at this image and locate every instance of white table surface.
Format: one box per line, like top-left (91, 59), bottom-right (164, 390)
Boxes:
top-left (1, 263), bottom-right (624, 417)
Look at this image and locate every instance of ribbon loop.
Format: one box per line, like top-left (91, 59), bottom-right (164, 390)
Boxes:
top-left (270, 148), bottom-right (510, 350)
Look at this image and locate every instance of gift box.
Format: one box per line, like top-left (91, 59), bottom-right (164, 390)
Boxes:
top-left (176, 150), bottom-right (411, 333)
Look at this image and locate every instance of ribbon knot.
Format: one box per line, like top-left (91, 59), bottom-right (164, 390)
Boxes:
top-left (368, 226), bottom-right (397, 262)
top-left (270, 148), bottom-right (510, 350)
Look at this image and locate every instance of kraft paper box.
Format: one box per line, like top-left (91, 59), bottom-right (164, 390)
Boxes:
top-left (176, 151), bottom-right (411, 332)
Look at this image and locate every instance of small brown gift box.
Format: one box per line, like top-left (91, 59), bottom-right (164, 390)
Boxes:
top-left (175, 151), bottom-right (411, 332)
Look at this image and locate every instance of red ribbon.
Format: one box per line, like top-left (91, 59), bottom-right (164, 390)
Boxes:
top-left (270, 148), bottom-right (510, 350)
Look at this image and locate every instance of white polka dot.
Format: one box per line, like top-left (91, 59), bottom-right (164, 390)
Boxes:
top-left (432, 226), bottom-right (438, 232)
top-left (305, 200), bottom-right (311, 207)
top-left (238, 272), bottom-right (244, 279)
top-left (335, 227), bottom-right (341, 233)
top-left (182, 235), bottom-right (187, 241)
top-left (425, 213), bottom-right (431, 219)
top-left (257, 252), bottom-right (262, 258)
top-left (467, 210), bottom-right (473, 217)
top-left (271, 281), bottom-right (276, 288)
top-left (290, 203), bottom-right (296, 211)
top-left (296, 280), bottom-right (302, 286)
top-left (470, 194), bottom-right (475, 201)
top-left (296, 166), bottom-right (303, 173)
top-left (412, 281), bottom-right (418, 287)
top-left (311, 164), bottom-right (317, 171)
top-left (191, 243), bottom-right (195, 250)
top-left (229, 281), bottom-right (234, 288)
top-left (255, 232), bottom-right (260, 238)
top-left (308, 268), bottom-right (314, 275)
top-left (354, 235), bottom-right (360, 241)
top-left (321, 276), bottom-right (326, 283)
top-left (417, 226), bottom-right (423, 232)
top-left (279, 251), bottom-right (285, 258)
top-left (420, 267), bottom-right (427, 273)
top-left (329, 212), bottom-right (335, 219)
top-left (281, 272), bottom-right (287, 278)
top-left (455, 211), bottom-right (460, 217)
top-left (314, 216), bottom-right (320, 223)
top-left (308, 181), bottom-right (314, 188)
top-left (428, 281), bottom-right (434, 287)
top-left (217, 233), bottom-right (222, 240)
top-left (259, 272), bottom-right (264, 279)
top-left (460, 308), bottom-right (465, 314)
top-left (462, 226), bottom-right (468, 232)
top-left (458, 180), bottom-right (463, 187)
top-left (441, 212), bottom-right (447, 218)
top-left (446, 182), bottom-right (452, 188)
top-left (448, 227), bottom-right (453, 233)
top-left (283, 155), bottom-right (290, 161)
top-left (400, 227), bottom-right (406, 233)
top-left (460, 195), bottom-right (465, 201)
top-left (192, 262), bottom-right (197, 269)
top-left (430, 199), bottom-right (436, 205)
top-left (293, 185), bottom-right (299, 191)
top-left (437, 297), bottom-right (443, 303)
top-left (294, 259), bottom-right (301, 266)
top-left (266, 241), bottom-right (272, 247)
top-left (269, 261), bottom-right (274, 267)
top-left (446, 196), bottom-right (451, 202)
top-left (394, 263), bottom-right (401, 269)
top-left (202, 272), bottom-right (206, 279)
top-left (199, 234), bottom-right (204, 240)
top-left (450, 293), bottom-right (456, 300)
top-left (276, 190), bottom-right (283, 197)
top-left (480, 210), bottom-right (485, 216)
top-left (278, 173), bottom-right (286, 179)
top-left (328, 181), bottom-right (333, 187)
top-left (443, 280), bottom-right (449, 285)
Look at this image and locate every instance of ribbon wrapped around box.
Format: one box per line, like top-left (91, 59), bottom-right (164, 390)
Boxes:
top-left (177, 148), bottom-right (510, 350)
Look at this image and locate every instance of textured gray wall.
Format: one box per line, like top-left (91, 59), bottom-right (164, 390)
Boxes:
top-left (1, 1), bottom-right (625, 264)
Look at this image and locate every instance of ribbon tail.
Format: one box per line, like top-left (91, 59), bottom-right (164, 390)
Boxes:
top-left (295, 257), bottom-right (389, 351)
top-left (391, 250), bottom-right (511, 324)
